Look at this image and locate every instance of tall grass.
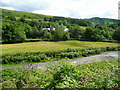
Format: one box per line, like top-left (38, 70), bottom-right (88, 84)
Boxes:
top-left (1, 40), bottom-right (119, 55)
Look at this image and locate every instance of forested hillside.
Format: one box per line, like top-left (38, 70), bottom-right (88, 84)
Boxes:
top-left (87, 17), bottom-right (120, 25)
top-left (1, 8), bottom-right (120, 43)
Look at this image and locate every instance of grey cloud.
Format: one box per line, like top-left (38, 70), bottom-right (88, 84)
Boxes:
top-left (0, 0), bottom-right (118, 19)
top-left (1, 0), bottom-right (50, 12)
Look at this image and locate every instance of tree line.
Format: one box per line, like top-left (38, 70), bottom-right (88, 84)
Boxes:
top-left (2, 15), bottom-right (120, 43)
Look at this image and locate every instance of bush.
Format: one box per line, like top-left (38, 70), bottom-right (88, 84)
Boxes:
top-left (113, 27), bottom-right (120, 41)
top-left (2, 22), bottom-right (26, 43)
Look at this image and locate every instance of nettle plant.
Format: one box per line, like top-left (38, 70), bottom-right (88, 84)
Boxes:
top-left (1, 59), bottom-right (119, 89)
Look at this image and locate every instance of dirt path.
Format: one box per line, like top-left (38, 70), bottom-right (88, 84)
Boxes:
top-left (2, 51), bottom-right (120, 70)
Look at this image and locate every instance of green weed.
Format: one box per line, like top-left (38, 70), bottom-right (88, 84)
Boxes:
top-left (1, 59), bottom-right (119, 89)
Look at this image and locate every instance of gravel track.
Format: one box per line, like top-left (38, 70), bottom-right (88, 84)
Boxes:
top-left (1, 51), bottom-right (120, 70)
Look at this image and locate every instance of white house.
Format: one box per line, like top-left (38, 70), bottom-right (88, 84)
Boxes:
top-left (42, 27), bottom-right (69, 32)
top-left (64, 28), bottom-right (69, 32)
top-left (42, 28), bottom-right (51, 32)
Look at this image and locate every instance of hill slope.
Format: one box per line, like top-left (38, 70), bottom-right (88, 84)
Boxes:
top-left (1, 8), bottom-right (52, 19)
top-left (1, 8), bottom-right (119, 24)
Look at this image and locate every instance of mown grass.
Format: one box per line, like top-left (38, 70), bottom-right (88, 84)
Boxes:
top-left (1, 40), bottom-right (119, 55)
top-left (2, 59), bottom-right (119, 89)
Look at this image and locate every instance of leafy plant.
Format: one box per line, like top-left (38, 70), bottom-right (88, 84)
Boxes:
top-left (1, 59), bottom-right (119, 89)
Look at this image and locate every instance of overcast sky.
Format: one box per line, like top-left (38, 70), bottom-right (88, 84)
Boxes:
top-left (0, 0), bottom-right (120, 19)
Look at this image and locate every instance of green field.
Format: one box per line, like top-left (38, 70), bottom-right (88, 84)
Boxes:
top-left (1, 40), bottom-right (119, 55)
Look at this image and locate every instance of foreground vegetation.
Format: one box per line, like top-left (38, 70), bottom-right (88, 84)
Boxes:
top-left (2, 59), bottom-right (119, 89)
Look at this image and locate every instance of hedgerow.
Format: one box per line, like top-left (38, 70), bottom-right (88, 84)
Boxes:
top-left (2, 46), bottom-right (120, 64)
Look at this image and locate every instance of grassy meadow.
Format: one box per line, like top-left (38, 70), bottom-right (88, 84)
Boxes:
top-left (1, 40), bottom-right (119, 55)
